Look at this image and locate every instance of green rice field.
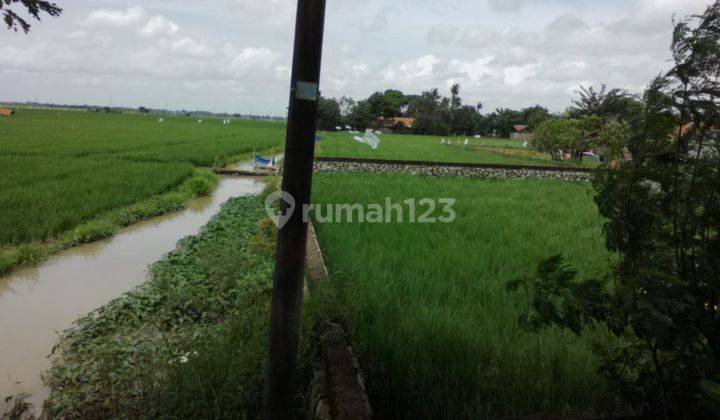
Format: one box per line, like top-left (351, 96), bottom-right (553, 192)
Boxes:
top-left (315, 131), bottom-right (597, 167)
top-left (311, 172), bottom-right (613, 418)
top-left (0, 108), bottom-right (615, 417)
top-left (0, 109), bottom-right (589, 250)
top-left (0, 108), bottom-right (592, 275)
top-left (0, 108), bottom-right (284, 246)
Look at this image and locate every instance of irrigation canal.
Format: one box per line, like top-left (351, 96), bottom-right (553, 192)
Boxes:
top-left (0, 172), bottom-right (266, 413)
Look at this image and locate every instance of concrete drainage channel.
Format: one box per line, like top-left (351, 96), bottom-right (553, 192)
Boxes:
top-left (305, 222), bottom-right (373, 420)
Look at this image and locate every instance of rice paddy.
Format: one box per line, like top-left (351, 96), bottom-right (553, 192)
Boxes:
top-left (0, 108), bottom-right (590, 256)
top-left (311, 172), bottom-right (614, 418)
top-left (0, 108), bottom-right (284, 248)
top-left (315, 131), bottom-right (597, 167)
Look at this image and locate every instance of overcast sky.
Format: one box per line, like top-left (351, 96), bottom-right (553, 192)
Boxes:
top-left (0, 0), bottom-right (712, 116)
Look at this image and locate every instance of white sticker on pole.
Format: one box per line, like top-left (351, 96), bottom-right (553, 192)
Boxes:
top-left (296, 81), bottom-right (318, 101)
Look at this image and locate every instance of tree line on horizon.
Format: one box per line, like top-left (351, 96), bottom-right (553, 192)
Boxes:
top-left (316, 83), bottom-right (641, 139)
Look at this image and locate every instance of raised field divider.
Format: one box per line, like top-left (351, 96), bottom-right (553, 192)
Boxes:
top-left (305, 222), bottom-right (373, 420)
top-left (313, 157), bottom-right (594, 182)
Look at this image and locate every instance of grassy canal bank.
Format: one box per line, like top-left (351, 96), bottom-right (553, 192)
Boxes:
top-left (0, 168), bottom-right (220, 275)
top-left (42, 186), bottom-right (326, 418)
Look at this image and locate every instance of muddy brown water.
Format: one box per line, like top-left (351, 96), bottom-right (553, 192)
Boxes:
top-left (0, 176), bottom-right (266, 413)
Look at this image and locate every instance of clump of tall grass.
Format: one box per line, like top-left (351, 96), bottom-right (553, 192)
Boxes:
top-left (0, 244), bottom-right (47, 274)
top-left (181, 169), bottom-right (219, 197)
top-left (212, 156), bottom-right (228, 169)
top-left (14, 243), bottom-right (46, 265)
top-left (69, 220), bottom-right (117, 244)
top-left (156, 191), bottom-right (187, 209)
top-left (0, 251), bottom-right (12, 275)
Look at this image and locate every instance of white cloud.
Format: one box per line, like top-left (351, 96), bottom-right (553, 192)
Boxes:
top-left (82, 6), bottom-right (145, 27)
top-left (488, 0), bottom-right (525, 13)
top-left (503, 64), bottom-right (538, 86)
top-left (398, 55), bottom-right (439, 79)
top-left (381, 67), bottom-right (397, 82)
top-left (352, 63), bottom-right (369, 77)
top-left (275, 65), bottom-right (291, 80)
top-left (1, 0), bottom-right (712, 115)
top-left (452, 57), bottom-right (494, 83)
top-left (230, 47), bottom-right (279, 72)
top-left (167, 37), bottom-right (212, 58)
top-left (227, 0), bottom-right (295, 25)
top-left (427, 25), bottom-right (457, 46)
top-left (140, 16), bottom-right (179, 38)
top-left (546, 12), bottom-right (587, 34)
top-left (358, 7), bottom-right (391, 31)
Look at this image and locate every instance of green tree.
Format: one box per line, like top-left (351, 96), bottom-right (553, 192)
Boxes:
top-left (531, 118), bottom-right (582, 160)
top-left (448, 83), bottom-right (461, 135)
top-left (453, 105), bottom-right (481, 136)
top-left (411, 89), bottom-right (449, 135)
top-left (2, 0), bottom-right (62, 33)
top-left (568, 84), bottom-right (642, 123)
top-left (365, 89), bottom-right (407, 119)
top-left (490, 108), bottom-right (523, 138)
top-left (347, 99), bottom-right (374, 130)
top-left (594, 118), bottom-right (630, 161)
top-left (316, 97), bottom-right (342, 131)
top-left (509, 3), bottom-right (720, 417)
top-left (520, 105), bottom-right (552, 130)
top-left (381, 89), bottom-right (407, 117)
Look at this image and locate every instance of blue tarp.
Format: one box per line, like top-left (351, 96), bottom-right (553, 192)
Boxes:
top-left (253, 154), bottom-right (276, 167)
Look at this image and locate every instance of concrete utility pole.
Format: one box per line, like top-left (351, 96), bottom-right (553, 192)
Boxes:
top-left (263, 0), bottom-right (327, 418)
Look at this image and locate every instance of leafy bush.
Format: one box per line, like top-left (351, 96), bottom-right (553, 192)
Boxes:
top-left (532, 118), bottom-right (584, 160)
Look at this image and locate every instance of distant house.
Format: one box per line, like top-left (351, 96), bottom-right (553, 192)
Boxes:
top-left (375, 117), bottom-right (415, 133)
top-left (510, 125), bottom-right (533, 140)
top-left (670, 122), bottom-right (717, 158)
top-left (676, 122), bottom-right (695, 139)
top-left (0, 108), bottom-right (15, 117)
